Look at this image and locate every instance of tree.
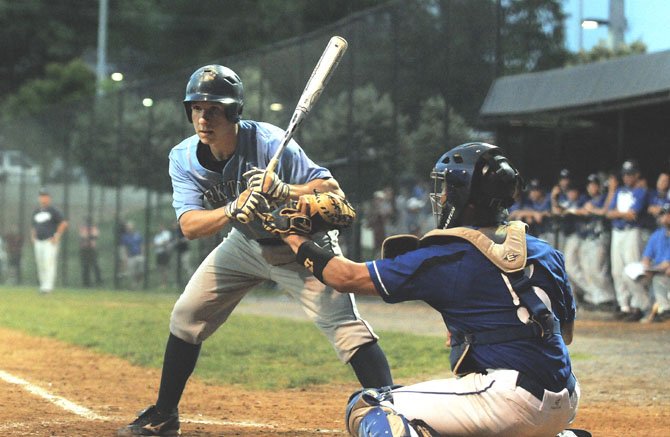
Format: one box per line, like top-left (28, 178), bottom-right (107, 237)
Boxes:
top-left (499, 0), bottom-right (569, 74)
top-left (568, 39), bottom-right (647, 65)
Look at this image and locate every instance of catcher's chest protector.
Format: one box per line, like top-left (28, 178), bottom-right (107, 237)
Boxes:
top-left (382, 221), bottom-right (558, 375)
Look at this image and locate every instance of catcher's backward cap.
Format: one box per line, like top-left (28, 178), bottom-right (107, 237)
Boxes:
top-left (38, 187), bottom-right (50, 196)
top-left (621, 159), bottom-right (640, 174)
top-left (183, 65), bottom-right (244, 123)
top-left (587, 173), bottom-right (600, 184)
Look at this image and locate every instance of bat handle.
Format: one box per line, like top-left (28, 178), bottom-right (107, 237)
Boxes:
top-left (265, 156), bottom-right (280, 175)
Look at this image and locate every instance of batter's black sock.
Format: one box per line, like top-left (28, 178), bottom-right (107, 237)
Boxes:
top-left (155, 333), bottom-right (201, 415)
top-left (349, 341), bottom-right (393, 388)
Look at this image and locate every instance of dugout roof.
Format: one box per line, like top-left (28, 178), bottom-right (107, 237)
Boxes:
top-left (479, 49), bottom-right (670, 122)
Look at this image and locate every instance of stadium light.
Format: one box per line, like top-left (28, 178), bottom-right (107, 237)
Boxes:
top-left (581, 18), bottom-right (609, 30)
top-left (142, 98), bottom-right (154, 107)
top-left (111, 72), bottom-right (124, 82)
top-left (269, 103), bottom-right (283, 112)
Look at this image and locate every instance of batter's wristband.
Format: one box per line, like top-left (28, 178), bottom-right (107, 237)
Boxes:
top-left (296, 240), bottom-right (335, 282)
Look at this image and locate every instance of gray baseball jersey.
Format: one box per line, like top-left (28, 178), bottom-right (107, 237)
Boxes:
top-left (168, 120), bottom-right (378, 362)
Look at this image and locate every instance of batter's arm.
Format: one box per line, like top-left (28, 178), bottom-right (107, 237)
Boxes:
top-left (179, 208), bottom-right (232, 240)
top-left (283, 234), bottom-right (379, 296)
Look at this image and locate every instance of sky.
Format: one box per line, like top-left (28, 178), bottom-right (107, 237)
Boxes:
top-left (563, 0), bottom-right (670, 53)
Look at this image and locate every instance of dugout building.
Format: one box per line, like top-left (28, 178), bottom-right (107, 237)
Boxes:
top-left (478, 49), bottom-right (670, 187)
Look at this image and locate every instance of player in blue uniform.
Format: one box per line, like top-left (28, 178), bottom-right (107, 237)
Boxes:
top-left (118, 65), bottom-right (393, 436)
top-left (641, 202), bottom-right (670, 322)
top-left (605, 160), bottom-right (651, 321)
top-left (280, 143), bottom-right (581, 436)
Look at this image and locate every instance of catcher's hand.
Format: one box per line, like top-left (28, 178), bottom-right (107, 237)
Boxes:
top-left (243, 167), bottom-right (290, 203)
top-left (224, 189), bottom-right (270, 223)
top-left (260, 207), bottom-right (312, 236)
top-left (260, 191), bottom-right (356, 236)
top-left (296, 191), bottom-right (356, 232)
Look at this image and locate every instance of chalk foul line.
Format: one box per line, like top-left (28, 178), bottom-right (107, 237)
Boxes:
top-left (0, 369), bottom-right (342, 433)
top-left (0, 369), bottom-right (110, 421)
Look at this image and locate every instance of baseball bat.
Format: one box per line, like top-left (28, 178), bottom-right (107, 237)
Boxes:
top-left (266, 35), bottom-right (348, 174)
top-left (238, 36), bottom-right (348, 224)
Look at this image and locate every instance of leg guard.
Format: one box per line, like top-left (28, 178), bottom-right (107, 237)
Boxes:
top-left (345, 388), bottom-right (415, 437)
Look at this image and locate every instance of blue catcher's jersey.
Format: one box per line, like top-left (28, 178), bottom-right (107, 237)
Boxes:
top-left (366, 232), bottom-right (576, 392)
top-left (169, 120), bottom-right (332, 239)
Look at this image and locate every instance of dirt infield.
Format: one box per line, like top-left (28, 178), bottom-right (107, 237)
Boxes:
top-left (1, 298), bottom-right (668, 436)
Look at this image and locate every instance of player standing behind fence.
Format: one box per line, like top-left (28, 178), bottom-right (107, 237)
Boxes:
top-left (606, 160), bottom-right (651, 321)
top-left (117, 64), bottom-right (393, 436)
top-left (272, 143), bottom-right (580, 437)
top-left (573, 174), bottom-right (617, 311)
top-left (30, 188), bottom-right (68, 293)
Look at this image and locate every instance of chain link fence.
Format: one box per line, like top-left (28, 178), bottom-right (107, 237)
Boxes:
top-left (0, 1), bottom-right (499, 289)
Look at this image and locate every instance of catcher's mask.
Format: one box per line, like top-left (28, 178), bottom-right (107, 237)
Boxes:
top-left (183, 65), bottom-right (244, 123)
top-left (430, 142), bottom-right (523, 229)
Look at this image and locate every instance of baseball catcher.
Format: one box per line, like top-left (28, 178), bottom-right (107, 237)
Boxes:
top-left (277, 142), bottom-right (590, 437)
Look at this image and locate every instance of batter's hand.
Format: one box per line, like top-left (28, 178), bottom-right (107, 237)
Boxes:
top-left (243, 167), bottom-right (290, 203)
top-left (224, 189), bottom-right (270, 223)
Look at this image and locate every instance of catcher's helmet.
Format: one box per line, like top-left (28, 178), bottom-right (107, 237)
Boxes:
top-left (183, 65), bottom-right (244, 123)
top-left (430, 142), bottom-right (523, 229)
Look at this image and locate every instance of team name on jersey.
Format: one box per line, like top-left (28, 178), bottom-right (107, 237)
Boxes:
top-left (203, 180), bottom-right (244, 208)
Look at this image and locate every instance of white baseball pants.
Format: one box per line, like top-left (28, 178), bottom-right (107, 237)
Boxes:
top-left (33, 239), bottom-right (59, 292)
top-left (391, 369), bottom-right (580, 437)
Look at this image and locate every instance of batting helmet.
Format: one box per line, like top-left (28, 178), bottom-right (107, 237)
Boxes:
top-left (430, 142), bottom-right (523, 229)
top-left (183, 65), bottom-right (244, 123)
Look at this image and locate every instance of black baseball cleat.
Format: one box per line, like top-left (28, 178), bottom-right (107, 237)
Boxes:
top-left (117, 405), bottom-right (181, 436)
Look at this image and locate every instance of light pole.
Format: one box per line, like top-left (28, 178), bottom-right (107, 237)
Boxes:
top-left (142, 98), bottom-right (154, 290)
top-left (580, 0), bottom-right (626, 51)
top-left (112, 72), bottom-right (124, 289)
top-left (581, 18), bottom-right (610, 50)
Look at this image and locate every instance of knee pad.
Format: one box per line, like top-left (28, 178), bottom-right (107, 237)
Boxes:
top-left (345, 388), bottom-right (415, 437)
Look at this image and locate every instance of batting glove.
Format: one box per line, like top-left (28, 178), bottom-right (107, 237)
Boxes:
top-left (224, 189), bottom-right (270, 223)
top-left (243, 167), bottom-right (290, 203)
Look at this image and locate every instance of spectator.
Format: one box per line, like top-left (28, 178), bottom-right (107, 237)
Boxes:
top-left (367, 189), bottom-right (394, 255)
top-left (30, 188), bottom-right (68, 294)
top-left (640, 202), bottom-right (670, 322)
top-left (512, 179), bottom-right (555, 244)
top-left (574, 174), bottom-right (617, 311)
top-left (647, 171), bottom-right (670, 219)
top-left (173, 222), bottom-right (194, 288)
top-left (606, 160), bottom-right (650, 321)
top-left (551, 168), bottom-right (574, 251)
top-left (556, 182), bottom-right (588, 303)
top-left (119, 221), bottom-right (144, 290)
top-left (3, 226), bottom-right (23, 285)
top-left (0, 234), bottom-right (7, 282)
top-left (153, 223), bottom-right (173, 288)
top-left (406, 196), bottom-right (427, 236)
top-left (79, 216), bottom-right (102, 287)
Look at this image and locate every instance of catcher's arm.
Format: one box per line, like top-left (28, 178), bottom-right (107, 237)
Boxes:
top-left (286, 177), bottom-right (344, 200)
top-left (282, 234), bottom-right (378, 296)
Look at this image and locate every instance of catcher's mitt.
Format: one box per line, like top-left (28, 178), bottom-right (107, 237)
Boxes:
top-left (260, 191), bottom-right (356, 236)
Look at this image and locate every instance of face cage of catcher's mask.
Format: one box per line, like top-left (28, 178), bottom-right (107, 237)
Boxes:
top-left (430, 169), bottom-right (447, 228)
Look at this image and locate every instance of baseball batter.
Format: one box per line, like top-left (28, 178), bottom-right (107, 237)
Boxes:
top-left (118, 65), bottom-right (393, 436)
top-left (277, 143), bottom-right (580, 437)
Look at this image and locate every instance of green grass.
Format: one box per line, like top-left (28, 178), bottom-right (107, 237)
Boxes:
top-left (0, 286), bottom-right (447, 390)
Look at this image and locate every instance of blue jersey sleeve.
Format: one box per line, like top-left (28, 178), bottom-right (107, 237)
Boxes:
top-left (366, 245), bottom-right (462, 304)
